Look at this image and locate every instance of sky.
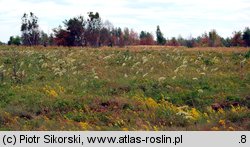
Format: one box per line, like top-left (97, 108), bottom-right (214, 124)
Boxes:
top-left (0, 0), bottom-right (250, 43)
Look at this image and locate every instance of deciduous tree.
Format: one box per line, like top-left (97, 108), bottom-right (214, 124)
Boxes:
top-left (21, 12), bottom-right (40, 45)
top-left (208, 30), bottom-right (222, 47)
top-left (86, 12), bottom-right (102, 47)
top-left (53, 26), bottom-right (70, 46)
top-left (140, 31), bottom-right (154, 45)
top-left (231, 31), bottom-right (244, 47)
top-left (167, 37), bottom-right (179, 46)
top-left (40, 31), bottom-right (49, 46)
top-left (128, 29), bottom-right (139, 45)
top-left (8, 36), bottom-right (21, 45)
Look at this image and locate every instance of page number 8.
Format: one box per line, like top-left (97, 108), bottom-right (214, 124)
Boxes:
top-left (239, 135), bottom-right (247, 144)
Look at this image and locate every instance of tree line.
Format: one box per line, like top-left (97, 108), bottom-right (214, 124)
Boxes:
top-left (5, 12), bottom-right (250, 47)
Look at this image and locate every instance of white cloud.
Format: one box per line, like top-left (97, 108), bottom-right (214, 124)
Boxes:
top-left (0, 0), bottom-right (250, 42)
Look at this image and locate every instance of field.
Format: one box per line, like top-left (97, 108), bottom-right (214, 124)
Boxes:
top-left (0, 46), bottom-right (249, 131)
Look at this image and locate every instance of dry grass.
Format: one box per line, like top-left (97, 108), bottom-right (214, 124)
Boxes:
top-left (0, 45), bottom-right (249, 131)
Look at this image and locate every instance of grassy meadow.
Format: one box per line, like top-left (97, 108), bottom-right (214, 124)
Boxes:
top-left (0, 45), bottom-right (249, 131)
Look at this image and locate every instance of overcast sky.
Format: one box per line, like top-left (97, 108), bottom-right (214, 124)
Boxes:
top-left (0, 0), bottom-right (250, 42)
